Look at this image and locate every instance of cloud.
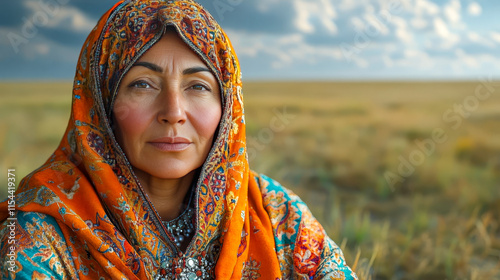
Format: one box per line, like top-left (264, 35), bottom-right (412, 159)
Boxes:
top-left (491, 32), bottom-right (500, 44)
top-left (34, 43), bottom-right (49, 55)
top-left (23, 0), bottom-right (96, 32)
top-left (338, 0), bottom-right (357, 12)
top-left (410, 0), bottom-right (440, 30)
top-left (293, 0), bottom-right (338, 34)
top-left (2, 0), bottom-right (500, 80)
top-left (359, 12), bottom-right (390, 36)
top-left (455, 49), bottom-right (479, 68)
top-left (400, 49), bottom-right (433, 69)
top-left (466, 31), bottom-right (494, 48)
top-left (226, 29), bottom-right (343, 71)
top-left (65, 2), bottom-right (117, 19)
top-left (467, 2), bottom-right (482, 16)
top-left (294, 1), bottom-right (315, 33)
top-left (197, 0), bottom-right (295, 34)
top-left (433, 17), bottom-right (460, 48)
top-left (443, 0), bottom-right (461, 25)
top-left (389, 16), bottom-right (413, 44)
top-left (415, 0), bottom-right (440, 16)
top-left (411, 17), bottom-right (428, 29)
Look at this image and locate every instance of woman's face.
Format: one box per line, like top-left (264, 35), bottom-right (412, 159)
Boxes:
top-left (113, 31), bottom-right (221, 180)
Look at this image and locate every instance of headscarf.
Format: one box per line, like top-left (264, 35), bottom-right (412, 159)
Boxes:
top-left (0, 1), bottom-right (357, 279)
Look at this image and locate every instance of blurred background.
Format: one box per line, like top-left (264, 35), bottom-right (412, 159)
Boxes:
top-left (1, 0), bottom-right (500, 279)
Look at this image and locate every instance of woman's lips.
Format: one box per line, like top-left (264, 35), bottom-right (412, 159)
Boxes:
top-left (148, 137), bottom-right (192, 152)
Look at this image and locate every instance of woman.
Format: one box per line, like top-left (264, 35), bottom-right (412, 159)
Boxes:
top-left (0, 0), bottom-right (357, 279)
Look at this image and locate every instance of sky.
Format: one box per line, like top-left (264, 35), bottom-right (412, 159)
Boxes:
top-left (1, 0), bottom-right (499, 80)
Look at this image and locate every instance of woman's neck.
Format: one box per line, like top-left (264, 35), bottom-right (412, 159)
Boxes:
top-left (134, 168), bottom-right (196, 221)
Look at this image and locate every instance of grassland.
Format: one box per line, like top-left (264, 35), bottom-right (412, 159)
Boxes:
top-left (1, 81), bottom-right (500, 279)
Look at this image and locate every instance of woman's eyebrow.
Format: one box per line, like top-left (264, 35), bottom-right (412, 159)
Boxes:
top-left (130, 63), bottom-right (210, 76)
top-left (183, 66), bottom-right (211, 75)
top-left (132, 61), bottom-right (163, 73)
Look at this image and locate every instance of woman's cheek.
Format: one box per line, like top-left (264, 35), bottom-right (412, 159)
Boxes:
top-left (114, 99), bottom-right (152, 144)
top-left (193, 102), bottom-right (222, 141)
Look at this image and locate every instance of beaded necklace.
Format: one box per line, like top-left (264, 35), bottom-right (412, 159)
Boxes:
top-left (162, 183), bottom-right (196, 248)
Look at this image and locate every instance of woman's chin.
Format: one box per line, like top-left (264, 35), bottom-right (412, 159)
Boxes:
top-left (132, 164), bottom-right (199, 181)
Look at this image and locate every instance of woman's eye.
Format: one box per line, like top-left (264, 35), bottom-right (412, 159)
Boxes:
top-left (191, 84), bottom-right (209, 91)
top-left (129, 81), bottom-right (151, 89)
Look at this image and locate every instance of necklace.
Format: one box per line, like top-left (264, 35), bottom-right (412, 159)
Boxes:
top-left (162, 185), bottom-right (196, 248)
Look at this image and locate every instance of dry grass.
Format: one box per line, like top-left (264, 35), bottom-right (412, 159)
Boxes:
top-left (1, 81), bottom-right (500, 279)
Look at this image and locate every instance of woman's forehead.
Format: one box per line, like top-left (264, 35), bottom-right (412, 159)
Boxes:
top-left (137, 32), bottom-right (205, 64)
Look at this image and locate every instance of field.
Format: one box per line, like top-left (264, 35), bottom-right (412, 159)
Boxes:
top-left (1, 81), bottom-right (500, 279)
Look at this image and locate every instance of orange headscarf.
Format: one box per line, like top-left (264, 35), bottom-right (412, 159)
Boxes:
top-left (0, 1), bottom-right (357, 279)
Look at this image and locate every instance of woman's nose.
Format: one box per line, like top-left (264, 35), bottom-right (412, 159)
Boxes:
top-left (156, 86), bottom-right (186, 125)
